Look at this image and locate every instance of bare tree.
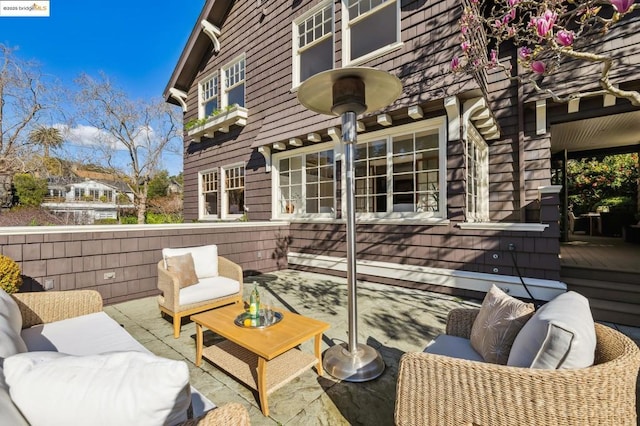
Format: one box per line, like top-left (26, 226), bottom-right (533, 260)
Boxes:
top-left (0, 45), bottom-right (45, 206)
top-left (74, 73), bottom-right (182, 223)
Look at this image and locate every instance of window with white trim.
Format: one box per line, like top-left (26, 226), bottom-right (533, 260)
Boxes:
top-left (353, 119), bottom-right (446, 218)
top-left (293, 2), bottom-right (334, 87)
top-left (199, 169), bottom-right (218, 219)
top-left (198, 73), bottom-right (218, 119)
top-left (222, 56), bottom-right (245, 108)
top-left (275, 147), bottom-right (335, 217)
top-left (466, 126), bottom-right (489, 221)
top-left (222, 164), bottom-right (245, 218)
top-left (342, 0), bottom-right (400, 64)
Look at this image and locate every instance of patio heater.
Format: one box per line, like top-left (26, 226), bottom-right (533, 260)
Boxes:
top-left (297, 67), bottom-right (402, 382)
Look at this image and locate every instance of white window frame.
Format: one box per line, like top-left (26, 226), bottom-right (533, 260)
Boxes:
top-left (292, 1), bottom-right (334, 89)
top-left (272, 142), bottom-right (336, 220)
top-left (198, 168), bottom-right (219, 220)
top-left (343, 117), bottom-right (448, 220)
top-left (198, 72), bottom-right (219, 119)
top-left (221, 54), bottom-right (246, 108)
top-left (221, 163), bottom-right (245, 219)
top-left (465, 125), bottom-right (489, 222)
top-left (341, 0), bottom-right (402, 65)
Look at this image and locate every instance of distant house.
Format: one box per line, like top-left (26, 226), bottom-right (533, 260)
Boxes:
top-left (164, 0), bottom-right (640, 301)
top-left (42, 178), bottom-right (134, 224)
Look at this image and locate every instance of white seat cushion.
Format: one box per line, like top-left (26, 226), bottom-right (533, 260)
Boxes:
top-left (0, 289), bottom-right (27, 365)
top-left (4, 351), bottom-right (191, 426)
top-left (21, 312), bottom-right (146, 354)
top-left (424, 335), bottom-right (485, 362)
top-left (0, 368), bottom-right (28, 425)
top-left (179, 276), bottom-right (240, 306)
top-left (20, 311), bottom-right (215, 416)
top-left (163, 245), bottom-right (219, 278)
top-left (507, 291), bottom-right (596, 369)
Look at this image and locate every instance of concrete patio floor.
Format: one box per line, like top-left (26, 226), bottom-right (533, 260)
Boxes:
top-left (103, 269), bottom-right (640, 426)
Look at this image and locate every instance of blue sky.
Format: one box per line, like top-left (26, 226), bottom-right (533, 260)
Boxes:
top-left (0, 0), bottom-right (204, 175)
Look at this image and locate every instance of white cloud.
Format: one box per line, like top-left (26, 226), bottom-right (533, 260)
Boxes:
top-left (54, 124), bottom-right (122, 150)
top-left (55, 123), bottom-right (161, 151)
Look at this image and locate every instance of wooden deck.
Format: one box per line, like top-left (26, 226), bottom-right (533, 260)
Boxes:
top-left (560, 235), bottom-right (640, 327)
top-left (560, 235), bottom-right (640, 273)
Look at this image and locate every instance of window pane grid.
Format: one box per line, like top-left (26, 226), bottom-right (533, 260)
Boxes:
top-left (298, 5), bottom-right (332, 49)
top-left (202, 171), bottom-right (218, 193)
top-left (201, 76), bottom-right (218, 102)
top-left (355, 139), bottom-right (387, 213)
top-left (466, 128), bottom-right (488, 220)
top-left (225, 166), bottom-right (245, 190)
top-left (224, 165), bottom-right (245, 216)
top-left (225, 59), bottom-right (245, 90)
top-left (347, 0), bottom-right (389, 20)
top-left (278, 150), bottom-right (334, 214)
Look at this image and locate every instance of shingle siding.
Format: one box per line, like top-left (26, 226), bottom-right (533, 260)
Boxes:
top-left (169, 0), bottom-right (639, 297)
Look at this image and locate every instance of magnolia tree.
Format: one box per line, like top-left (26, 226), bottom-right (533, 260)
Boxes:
top-left (451, 0), bottom-right (640, 105)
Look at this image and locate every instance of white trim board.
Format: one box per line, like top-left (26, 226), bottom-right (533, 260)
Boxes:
top-left (288, 252), bottom-right (566, 302)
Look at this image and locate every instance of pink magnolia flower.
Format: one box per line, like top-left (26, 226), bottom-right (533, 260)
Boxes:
top-left (451, 56), bottom-right (461, 71)
top-left (518, 46), bottom-right (532, 60)
top-left (556, 30), bottom-right (574, 46)
top-left (489, 49), bottom-right (498, 67)
top-left (461, 41), bottom-right (471, 52)
top-left (531, 61), bottom-right (546, 74)
top-left (532, 9), bottom-right (557, 38)
top-left (610, 0), bottom-right (634, 13)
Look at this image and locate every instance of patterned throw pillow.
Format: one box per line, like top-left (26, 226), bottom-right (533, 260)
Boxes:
top-left (165, 253), bottom-right (199, 288)
top-left (470, 285), bottom-right (535, 364)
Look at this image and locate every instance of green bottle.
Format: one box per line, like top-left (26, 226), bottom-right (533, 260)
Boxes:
top-left (249, 283), bottom-right (260, 319)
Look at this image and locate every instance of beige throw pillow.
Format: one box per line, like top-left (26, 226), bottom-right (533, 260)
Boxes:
top-left (166, 253), bottom-right (199, 288)
top-left (470, 285), bottom-right (535, 364)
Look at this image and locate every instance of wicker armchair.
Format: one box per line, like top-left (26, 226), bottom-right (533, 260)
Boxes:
top-left (395, 308), bottom-right (640, 426)
top-left (157, 255), bottom-right (243, 338)
top-left (12, 290), bottom-right (250, 426)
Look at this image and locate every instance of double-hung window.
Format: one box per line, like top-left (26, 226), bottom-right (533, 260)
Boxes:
top-left (222, 164), bottom-right (245, 218)
top-left (342, 0), bottom-right (400, 64)
top-left (293, 2), bottom-right (334, 87)
top-left (276, 147), bottom-right (335, 217)
top-left (199, 73), bottom-right (218, 119)
top-left (199, 169), bottom-right (218, 219)
top-left (353, 119), bottom-right (446, 218)
top-left (466, 126), bottom-right (489, 221)
top-left (222, 56), bottom-right (245, 108)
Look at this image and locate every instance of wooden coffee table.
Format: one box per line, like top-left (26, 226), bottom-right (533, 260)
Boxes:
top-left (191, 304), bottom-right (330, 416)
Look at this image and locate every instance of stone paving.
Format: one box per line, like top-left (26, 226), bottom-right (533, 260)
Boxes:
top-left (103, 269), bottom-right (640, 426)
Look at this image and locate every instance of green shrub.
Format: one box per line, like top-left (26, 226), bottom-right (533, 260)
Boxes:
top-left (120, 216), bottom-right (138, 224)
top-left (13, 173), bottom-right (47, 207)
top-left (0, 254), bottom-right (22, 294)
top-left (94, 218), bottom-right (118, 225)
top-left (145, 212), bottom-right (183, 224)
top-left (594, 196), bottom-right (635, 213)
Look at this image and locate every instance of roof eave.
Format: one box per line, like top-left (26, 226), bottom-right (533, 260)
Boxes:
top-left (163, 0), bottom-right (232, 105)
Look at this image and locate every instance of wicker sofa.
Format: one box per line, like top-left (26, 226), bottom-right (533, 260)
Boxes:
top-left (395, 307), bottom-right (640, 426)
top-left (2, 290), bottom-right (249, 425)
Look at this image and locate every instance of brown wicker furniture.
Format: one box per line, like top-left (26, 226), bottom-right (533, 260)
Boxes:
top-left (395, 307), bottom-right (640, 426)
top-left (11, 290), bottom-right (251, 425)
top-left (157, 255), bottom-right (243, 338)
top-left (192, 304), bottom-right (330, 417)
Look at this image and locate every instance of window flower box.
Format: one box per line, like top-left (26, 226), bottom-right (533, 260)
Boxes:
top-left (187, 105), bottom-right (248, 142)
